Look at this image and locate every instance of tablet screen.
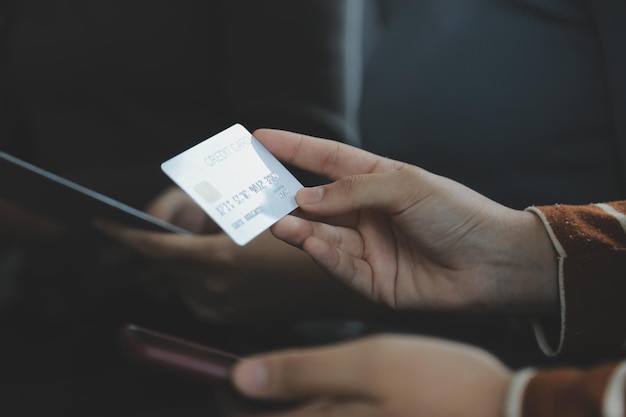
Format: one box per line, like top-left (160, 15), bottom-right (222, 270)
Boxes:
top-left (0, 151), bottom-right (190, 235)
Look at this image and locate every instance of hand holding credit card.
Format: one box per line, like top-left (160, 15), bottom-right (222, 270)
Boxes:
top-left (161, 124), bottom-right (303, 245)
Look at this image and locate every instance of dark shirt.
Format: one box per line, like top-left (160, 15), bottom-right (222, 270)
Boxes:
top-left (361, 0), bottom-right (623, 209)
top-left (2, 0), bottom-right (353, 206)
top-left (0, 3), bottom-right (355, 415)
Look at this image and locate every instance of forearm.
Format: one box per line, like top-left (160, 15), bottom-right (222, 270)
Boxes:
top-left (488, 208), bottom-right (560, 315)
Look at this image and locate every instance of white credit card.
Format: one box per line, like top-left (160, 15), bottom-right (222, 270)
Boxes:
top-left (161, 124), bottom-right (303, 245)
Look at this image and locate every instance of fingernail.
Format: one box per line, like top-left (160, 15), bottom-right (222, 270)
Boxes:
top-left (298, 186), bottom-right (325, 205)
top-left (235, 360), bottom-right (268, 394)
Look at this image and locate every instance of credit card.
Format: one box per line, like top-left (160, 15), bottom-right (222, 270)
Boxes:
top-left (161, 124), bottom-right (303, 245)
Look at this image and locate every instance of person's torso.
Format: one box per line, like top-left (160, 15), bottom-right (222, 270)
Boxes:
top-left (4, 0), bottom-right (224, 205)
top-left (361, 0), bottom-right (621, 208)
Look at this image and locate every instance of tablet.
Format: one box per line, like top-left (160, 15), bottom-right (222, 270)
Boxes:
top-left (0, 151), bottom-right (191, 235)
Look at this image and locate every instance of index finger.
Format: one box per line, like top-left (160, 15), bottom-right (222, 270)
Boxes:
top-left (253, 129), bottom-right (403, 181)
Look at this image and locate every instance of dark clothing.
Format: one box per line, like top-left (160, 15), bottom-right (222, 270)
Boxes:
top-left (3, 1), bottom-right (354, 203)
top-left (0, 2), bottom-right (355, 415)
top-left (361, 0), bottom-right (624, 209)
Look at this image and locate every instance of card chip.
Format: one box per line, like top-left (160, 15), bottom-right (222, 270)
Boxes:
top-left (194, 181), bottom-right (222, 204)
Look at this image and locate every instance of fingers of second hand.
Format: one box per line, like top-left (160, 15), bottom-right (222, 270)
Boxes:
top-left (96, 219), bottom-right (214, 262)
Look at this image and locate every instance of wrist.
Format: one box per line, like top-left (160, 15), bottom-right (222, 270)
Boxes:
top-left (492, 208), bottom-right (559, 315)
top-left (521, 209), bottom-right (560, 314)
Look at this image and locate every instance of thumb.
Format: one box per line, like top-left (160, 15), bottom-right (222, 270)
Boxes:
top-left (232, 342), bottom-right (377, 402)
top-left (296, 167), bottom-right (425, 216)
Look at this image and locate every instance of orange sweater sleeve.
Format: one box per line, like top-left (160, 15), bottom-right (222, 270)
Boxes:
top-left (506, 202), bottom-right (626, 417)
top-left (526, 202), bottom-right (626, 356)
top-left (507, 361), bottom-right (626, 417)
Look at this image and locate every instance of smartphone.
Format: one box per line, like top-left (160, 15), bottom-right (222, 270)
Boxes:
top-left (118, 324), bottom-right (239, 384)
top-left (119, 324), bottom-right (304, 413)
